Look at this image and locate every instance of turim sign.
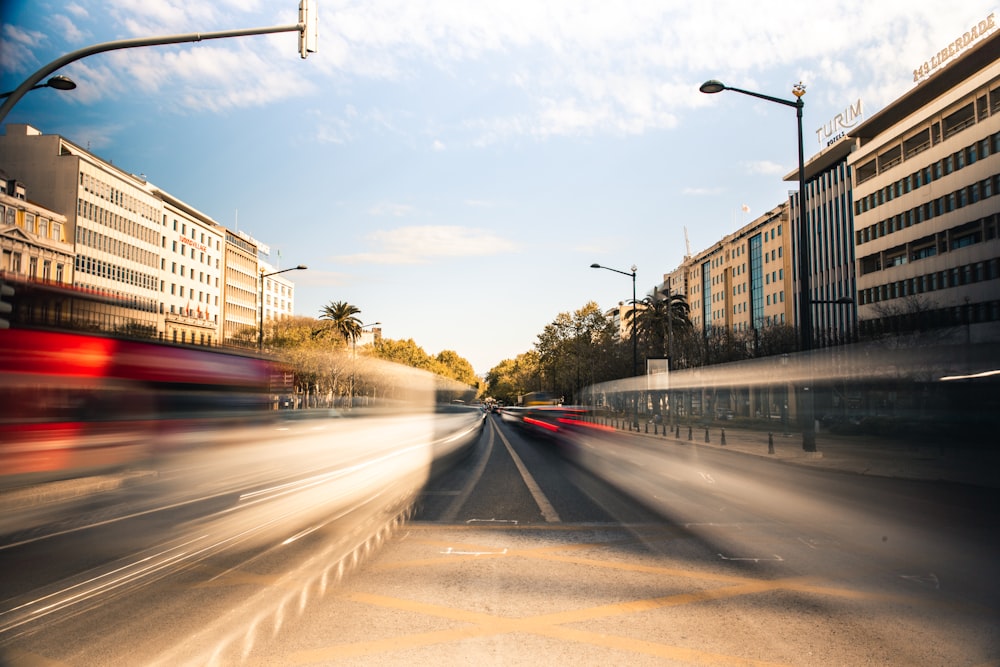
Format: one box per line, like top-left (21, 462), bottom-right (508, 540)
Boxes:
top-left (913, 13), bottom-right (996, 83)
top-left (815, 99), bottom-right (863, 146)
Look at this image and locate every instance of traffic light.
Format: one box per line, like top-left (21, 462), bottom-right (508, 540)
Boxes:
top-left (298, 0), bottom-right (317, 59)
top-left (0, 280), bottom-right (13, 329)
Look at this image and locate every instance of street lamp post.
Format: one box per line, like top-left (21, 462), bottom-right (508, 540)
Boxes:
top-left (700, 78), bottom-right (816, 451)
top-left (258, 264), bottom-right (306, 351)
top-left (591, 262), bottom-right (638, 430)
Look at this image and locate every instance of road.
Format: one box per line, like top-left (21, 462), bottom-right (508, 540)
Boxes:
top-left (250, 414), bottom-right (998, 666)
top-left (2, 412), bottom-right (998, 665)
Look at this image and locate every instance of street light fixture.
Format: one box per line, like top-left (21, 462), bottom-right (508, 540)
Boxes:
top-left (591, 262), bottom-right (639, 430)
top-left (700, 78), bottom-right (816, 452)
top-left (0, 75), bottom-right (76, 99)
top-left (258, 264), bottom-right (307, 351)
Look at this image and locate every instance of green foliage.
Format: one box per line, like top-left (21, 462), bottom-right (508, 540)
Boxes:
top-left (370, 338), bottom-right (480, 392)
top-left (484, 351), bottom-right (541, 404)
top-left (316, 301), bottom-right (363, 344)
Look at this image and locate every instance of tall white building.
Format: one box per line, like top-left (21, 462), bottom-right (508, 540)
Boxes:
top-left (848, 27), bottom-right (1000, 341)
top-left (157, 190), bottom-right (225, 345)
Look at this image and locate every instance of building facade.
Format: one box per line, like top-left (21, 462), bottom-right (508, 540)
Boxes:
top-left (786, 136), bottom-right (859, 347)
top-left (0, 124), bottom-right (300, 346)
top-left (222, 230), bottom-right (260, 347)
top-left (259, 257), bottom-right (298, 325)
top-left (158, 191), bottom-right (225, 346)
top-left (847, 29), bottom-right (1000, 342)
top-left (666, 203), bottom-right (794, 338)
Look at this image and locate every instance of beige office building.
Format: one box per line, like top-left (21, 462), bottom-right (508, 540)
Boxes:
top-left (666, 202), bottom-right (794, 337)
top-left (222, 230), bottom-right (261, 347)
top-left (848, 28), bottom-right (1000, 341)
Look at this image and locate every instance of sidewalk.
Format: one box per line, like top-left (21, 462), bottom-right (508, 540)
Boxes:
top-left (621, 421), bottom-right (1000, 489)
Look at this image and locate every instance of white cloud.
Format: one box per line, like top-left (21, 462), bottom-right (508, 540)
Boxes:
top-left (50, 14), bottom-right (87, 44)
top-left (9, 0), bottom-right (995, 142)
top-left (0, 24), bottom-right (46, 74)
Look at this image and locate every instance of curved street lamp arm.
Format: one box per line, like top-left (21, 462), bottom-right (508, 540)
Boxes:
top-left (721, 85), bottom-right (799, 109)
top-left (0, 23), bottom-right (303, 124)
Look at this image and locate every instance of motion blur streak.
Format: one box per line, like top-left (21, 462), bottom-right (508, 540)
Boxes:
top-left (582, 341), bottom-right (1000, 394)
top-left (0, 329), bottom-right (483, 664)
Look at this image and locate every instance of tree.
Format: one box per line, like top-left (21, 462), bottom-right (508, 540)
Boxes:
top-left (534, 301), bottom-right (620, 403)
top-left (370, 338), bottom-right (437, 370)
top-left (316, 301), bottom-right (362, 345)
top-left (485, 351), bottom-right (542, 405)
top-left (627, 290), bottom-right (692, 367)
top-left (435, 350), bottom-right (479, 388)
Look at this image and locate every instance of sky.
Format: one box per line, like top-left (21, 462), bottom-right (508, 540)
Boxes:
top-left (1, 1), bottom-right (996, 375)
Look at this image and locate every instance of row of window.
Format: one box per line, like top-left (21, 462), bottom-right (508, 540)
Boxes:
top-left (859, 215), bottom-right (995, 276)
top-left (166, 261), bottom-right (220, 287)
top-left (855, 131), bottom-right (1000, 219)
top-left (73, 280), bottom-right (159, 313)
top-left (3, 251), bottom-right (67, 283)
top-left (80, 172), bottom-right (159, 224)
top-left (859, 300), bottom-right (1000, 336)
top-left (169, 329), bottom-right (215, 345)
top-left (76, 225), bottom-right (158, 269)
top-left (167, 238), bottom-right (220, 269)
top-left (854, 82), bottom-right (999, 186)
top-left (3, 205), bottom-right (66, 244)
top-left (855, 174), bottom-right (1000, 247)
top-left (77, 197), bottom-right (161, 247)
top-left (74, 254), bottom-right (158, 292)
top-left (165, 281), bottom-right (218, 306)
top-left (857, 258), bottom-right (999, 306)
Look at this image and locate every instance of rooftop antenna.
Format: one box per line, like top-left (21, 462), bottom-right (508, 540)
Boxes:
top-left (684, 227), bottom-right (691, 260)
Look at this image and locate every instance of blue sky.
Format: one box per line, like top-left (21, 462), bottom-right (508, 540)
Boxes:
top-left (2, 1), bottom-right (996, 374)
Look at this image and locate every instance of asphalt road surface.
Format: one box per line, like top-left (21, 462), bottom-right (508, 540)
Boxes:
top-left (248, 415), bottom-right (998, 666)
top-left (2, 413), bottom-right (997, 666)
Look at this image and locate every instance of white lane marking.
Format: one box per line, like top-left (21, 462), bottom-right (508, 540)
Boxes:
top-left (440, 420), bottom-right (495, 523)
top-left (699, 472), bottom-right (716, 484)
top-left (717, 553), bottom-right (784, 562)
top-left (493, 422), bottom-right (562, 523)
top-left (466, 518), bottom-right (518, 525)
top-left (441, 547), bottom-right (509, 556)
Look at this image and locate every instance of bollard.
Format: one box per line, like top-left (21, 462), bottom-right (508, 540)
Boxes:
top-left (645, 422), bottom-right (649, 434)
top-left (704, 427), bottom-right (710, 443)
top-left (687, 426), bottom-right (693, 441)
top-left (768, 432), bottom-right (775, 455)
top-left (720, 428), bottom-right (726, 446)
top-left (675, 424), bottom-right (680, 439)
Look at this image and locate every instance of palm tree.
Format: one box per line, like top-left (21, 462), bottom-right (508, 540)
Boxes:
top-left (317, 301), bottom-right (363, 345)
top-left (627, 290), bottom-right (692, 367)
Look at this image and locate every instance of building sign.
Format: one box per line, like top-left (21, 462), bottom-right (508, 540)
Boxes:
top-left (913, 13), bottom-right (996, 83)
top-left (815, 99), bottom-right (863, 147)
top-left (180, 235), bottom-right (207, 253)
